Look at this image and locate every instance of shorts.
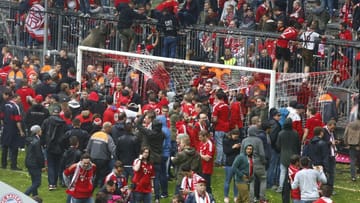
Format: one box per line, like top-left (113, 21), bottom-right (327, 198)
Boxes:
top-left (275, 46), bottom-right (291, 61)
top-left (301, 48), bottom-right (314, 67)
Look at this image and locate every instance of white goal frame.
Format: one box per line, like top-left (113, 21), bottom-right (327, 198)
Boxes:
top-left (77, 46), bottom-right (277, 108)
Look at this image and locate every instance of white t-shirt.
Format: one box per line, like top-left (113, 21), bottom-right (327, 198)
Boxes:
top-left (300, 30), bottom-right (320, 50)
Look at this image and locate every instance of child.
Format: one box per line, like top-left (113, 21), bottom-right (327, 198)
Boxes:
top-left (24, 125), bottom-right (45, 197)
top-left (288, 154), bottom-right (301, 203)
top-left (180, 165), bottom-right (203, 199)
top-left (313, 184), bottom-right (334, 203)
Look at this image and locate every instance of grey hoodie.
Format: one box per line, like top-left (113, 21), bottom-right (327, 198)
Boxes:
top-left (241, 126), bottom-right (266, 172)
top-left (291, 168), bottom-right (327, 201)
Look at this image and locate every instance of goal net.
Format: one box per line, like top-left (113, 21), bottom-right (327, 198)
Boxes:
top-left (76, 46), bottom-right (334, 112)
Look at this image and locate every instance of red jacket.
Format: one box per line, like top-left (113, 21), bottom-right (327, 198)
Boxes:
top-left (288, 164), bottom-right (300, 200)
top-left (64, 162), bottom-right (96, 199)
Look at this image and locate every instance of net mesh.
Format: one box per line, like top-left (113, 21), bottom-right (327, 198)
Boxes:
top-left (79, 49), bottom-right (335, 109)
top-left (275, 72), bottom-right (336, 110)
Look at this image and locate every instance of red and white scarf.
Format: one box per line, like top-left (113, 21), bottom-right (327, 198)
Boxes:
top-left (194, 191), bottom-right (210, 203)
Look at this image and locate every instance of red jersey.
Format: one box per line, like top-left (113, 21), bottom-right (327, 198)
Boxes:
top-left (191, 121), bottom-right (208, 151)
top-left (313, 197), bottom-right (334, 203)
top-left (103, 106), bottom-right (119, 125)
top-left (181, 102), bottom-right (194, 118)
top-left (200, 139), bottom-right (215, 174)
top-left (142, 102), bottom-right (160, 114)
top-left (277, 27), bottom-right (298, 48)
top-left (212, 101), bottom-right (230, 132)
top-left (338, 29), bottom-right (352, 41)
top-left (16, 86), bottom-right (36, 112)
top-left (304, 116), bottom-right (324, 144)
top-left (157, 97), bottom-right (169, 111)
top-left (229, 101), bottom-right (245, 129)
top-left (288, 164), bottom-right (300, 200)
top-left (64, 162), bottom-right (96, 199)
top-left (132, 159), bottom-right (155, 193)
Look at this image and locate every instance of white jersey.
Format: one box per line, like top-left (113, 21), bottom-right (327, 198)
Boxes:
top-left (300, 30), bottom-right (320, 51)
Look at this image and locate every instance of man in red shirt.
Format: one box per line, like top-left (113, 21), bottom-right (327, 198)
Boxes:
top-left (199, 130), bottom-right (215, 194)
top-left (16, 79), bottom-right (36, 112)
top-left (157, 90), bottom-right (169, 113)
top-left (142, 93), bottom-right (160, 114)
top-left (64, 153), bottom-right (96, 203)
top-left (302, 107), bottom-right (324, 145)
top-left (272, 20), bottom-right (301, 73)
top-left (103, 96), bottom-right (119, 125)
top-left (212, 90), bottom-right (230, 166)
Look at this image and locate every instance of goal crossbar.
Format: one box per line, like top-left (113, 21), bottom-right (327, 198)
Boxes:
top-left (77, 46), bottom-right (277, 108)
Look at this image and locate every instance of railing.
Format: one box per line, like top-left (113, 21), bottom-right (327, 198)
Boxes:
top-left (0, 2), bottom-right (359, 86)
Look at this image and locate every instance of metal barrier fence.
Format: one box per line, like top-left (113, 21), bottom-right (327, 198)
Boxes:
top-left (0, 2), bottom-right (359, 84)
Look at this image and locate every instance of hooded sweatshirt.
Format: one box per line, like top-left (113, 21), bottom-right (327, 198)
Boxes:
top-left (157, 115), bottom-right (171, 157)
top-left (241, 126), bottom-right (266, 172)
top-left (276, 118), bottom-right (301, 167)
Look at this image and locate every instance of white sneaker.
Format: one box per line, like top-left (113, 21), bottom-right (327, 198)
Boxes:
top-left (84, 13), bottom-right (90, 18)
top-left (224, 197), bottom-right (229, 203)
top-left (79, 12), bottom-right (85, 17)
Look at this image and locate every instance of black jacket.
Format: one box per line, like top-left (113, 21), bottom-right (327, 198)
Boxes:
top-left (111, 121), bottom-right (127, 141)
top-left (306, 136), bottom-right (329, 172)
top-left (137, 118), bottom-right (165, 164)
top-left (61, 146), bottom-right (81, 169)
top-left (35, 82), bottom-right (56, 98)
top-left (41, 115), bottom-right (68, 155)
top-left (25, 135), bottom-right (45, 169)
top-left (64, 127), bottom-right (90, 152)
top-left (223, 136), bottom-right (241, 166)
top-left (116, 129), bottom-right (140, 166)
top-left (117, 3), bottom-right (147, 30)
top-left (269, 118), bottom-right (281, 152)
top-left (24, 104), bottom-right (50, 132)
top-left (159, 12), bottom-right (178, 37)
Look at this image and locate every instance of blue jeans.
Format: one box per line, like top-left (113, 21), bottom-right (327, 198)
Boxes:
top-left (154, 163), bottom-right (161, 200)
top-left (47, 152), bottom-right (62, 186)
top-left (224, 166), bottom-right (238, 198)
top-left (162, 36), bottom-right (177, 58)
top-left (70, 197), bottom-right (93, 203)
top-left (79, 0), bottom-right (90, 14)
top-left (25, 167), bottom-right (42, 196)
top-left (133, 192), bottom-right (152, 203)
top-left (292, 199), bottom-right (302, 203)
top-left (214, 131), bottom-right (226, 165)
top-left (279, 164), bottom-right (287, 190)
top-left (349, 146), bottom-right (359, 179)
top-left (160, 156), bottom-right (169, 196)
top-left (321, 0), bottom-right (334, 16)
top-left (267, 149), bottom-right (280, 188)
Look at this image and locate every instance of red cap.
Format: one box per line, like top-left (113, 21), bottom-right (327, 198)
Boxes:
top-left (34, 94), bottom-right (43, 103)
top-left (93, 118), bottom-right (102, 126)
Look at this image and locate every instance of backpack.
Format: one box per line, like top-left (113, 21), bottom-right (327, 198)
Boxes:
top-left (46, 118), bottom-right (67, 155)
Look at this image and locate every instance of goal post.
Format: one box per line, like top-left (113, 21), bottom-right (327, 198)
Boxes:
top-left (77, 46), bottom-right (277, 108)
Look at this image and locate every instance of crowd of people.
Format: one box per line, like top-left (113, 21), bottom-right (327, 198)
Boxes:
top-left (1, 41), bottom-right (356, 203)
top-left (0, 0), bottom-right (360, 202)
